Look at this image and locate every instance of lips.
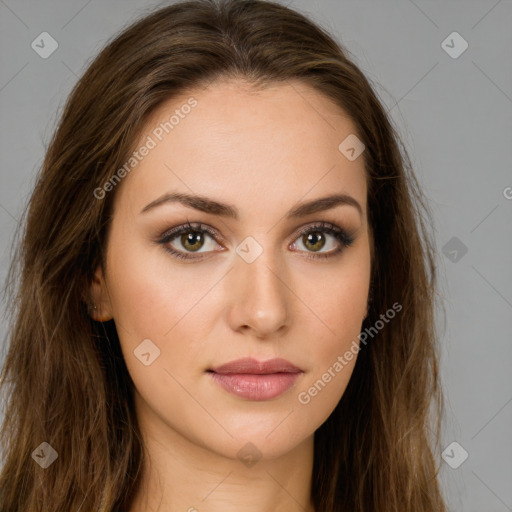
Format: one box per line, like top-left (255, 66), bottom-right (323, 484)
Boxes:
top-left (208, 357), bottom-right (303, 401)
top-left (210, 357), bottom-right (302, 375)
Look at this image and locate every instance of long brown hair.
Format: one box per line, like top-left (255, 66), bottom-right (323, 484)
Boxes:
top-left (0, 0), bottom-right (447, 510)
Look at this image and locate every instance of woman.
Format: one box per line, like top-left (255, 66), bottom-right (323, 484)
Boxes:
top-left (0, 0), bottom-right (447, 510)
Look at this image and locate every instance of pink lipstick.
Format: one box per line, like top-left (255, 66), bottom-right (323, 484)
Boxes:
top-left (208, 357), bottom-right (303, 401)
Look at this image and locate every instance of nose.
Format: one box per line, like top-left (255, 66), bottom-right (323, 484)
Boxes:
top-left (225, 247), bottom-right (291, 339)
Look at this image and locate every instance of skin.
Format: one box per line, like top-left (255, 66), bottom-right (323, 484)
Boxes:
top-left (89, 78), bottom-right (372, 512)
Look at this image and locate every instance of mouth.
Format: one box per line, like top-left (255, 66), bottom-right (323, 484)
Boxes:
top-left (207, 357), bottom-right (303, 401)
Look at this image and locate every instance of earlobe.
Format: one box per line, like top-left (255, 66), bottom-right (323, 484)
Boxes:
top-left (87, 264), bottom-right (114, 322)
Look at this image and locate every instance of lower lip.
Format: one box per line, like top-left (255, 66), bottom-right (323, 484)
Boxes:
top-left (209, 372), bottom-right (302, 400)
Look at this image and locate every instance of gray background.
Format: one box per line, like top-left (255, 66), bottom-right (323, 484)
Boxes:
top-left (1, 0), bottom-right (511, 510)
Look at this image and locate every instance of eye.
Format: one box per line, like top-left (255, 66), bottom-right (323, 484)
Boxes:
top-left (289, 221), bottom-right (355, 260)
top-left (156, 221), bottom-right (355, 261)
top-left (157, 221), bottom-right (221, 261)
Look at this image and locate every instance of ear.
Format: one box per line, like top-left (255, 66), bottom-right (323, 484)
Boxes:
top-left (87, 264), bottom-right (114, 322)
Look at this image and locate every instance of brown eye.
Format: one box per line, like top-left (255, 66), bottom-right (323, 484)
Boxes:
top-left (157, 222), bottom-right (221, 261)
top-left (301, 231), bottom-right (327, 252)
top-left (180, 231), bottom-right (206, 252)
top-left (166, 228), bottom-right (218, 255)
top-left (290, 222), bottom-right (355, 260)
top-left (157, 221), bottom-right (354, 262)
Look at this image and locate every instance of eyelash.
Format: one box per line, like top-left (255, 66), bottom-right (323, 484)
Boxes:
top-left (156, 220), bottom-right (355, 262)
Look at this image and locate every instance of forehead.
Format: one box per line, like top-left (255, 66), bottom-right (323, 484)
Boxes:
top-left (115, 78), bottom-right (367, 221)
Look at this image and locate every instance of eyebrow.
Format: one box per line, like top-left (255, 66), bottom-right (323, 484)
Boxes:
top-left (140, 191), bottom-right (363, 219)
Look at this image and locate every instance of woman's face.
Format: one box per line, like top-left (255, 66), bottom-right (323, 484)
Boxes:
top-left (91, 78), bottom-right (371, 461)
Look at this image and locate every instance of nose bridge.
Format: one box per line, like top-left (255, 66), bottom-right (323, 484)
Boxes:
top-left (239, 237), bottom-right (287, 303)
top-left (228, 235), bottom-right (290, 335)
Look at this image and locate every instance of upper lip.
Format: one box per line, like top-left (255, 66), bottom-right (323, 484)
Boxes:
top-left (209, 357), bottom-right (302, 375)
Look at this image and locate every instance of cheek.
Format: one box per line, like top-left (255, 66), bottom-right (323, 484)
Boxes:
top-left (303, 255), bottom-right (369, 349)
top-left (104, 230), bottom-right (226, 378)
top-left (295, 311), bottom-right (361, 422)
top-left (105, 234), bottom-right (205, 340)
top-left (293, 260), bottom-right (369, 412)
top-left (104, 241), bottom-right (215, 409)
